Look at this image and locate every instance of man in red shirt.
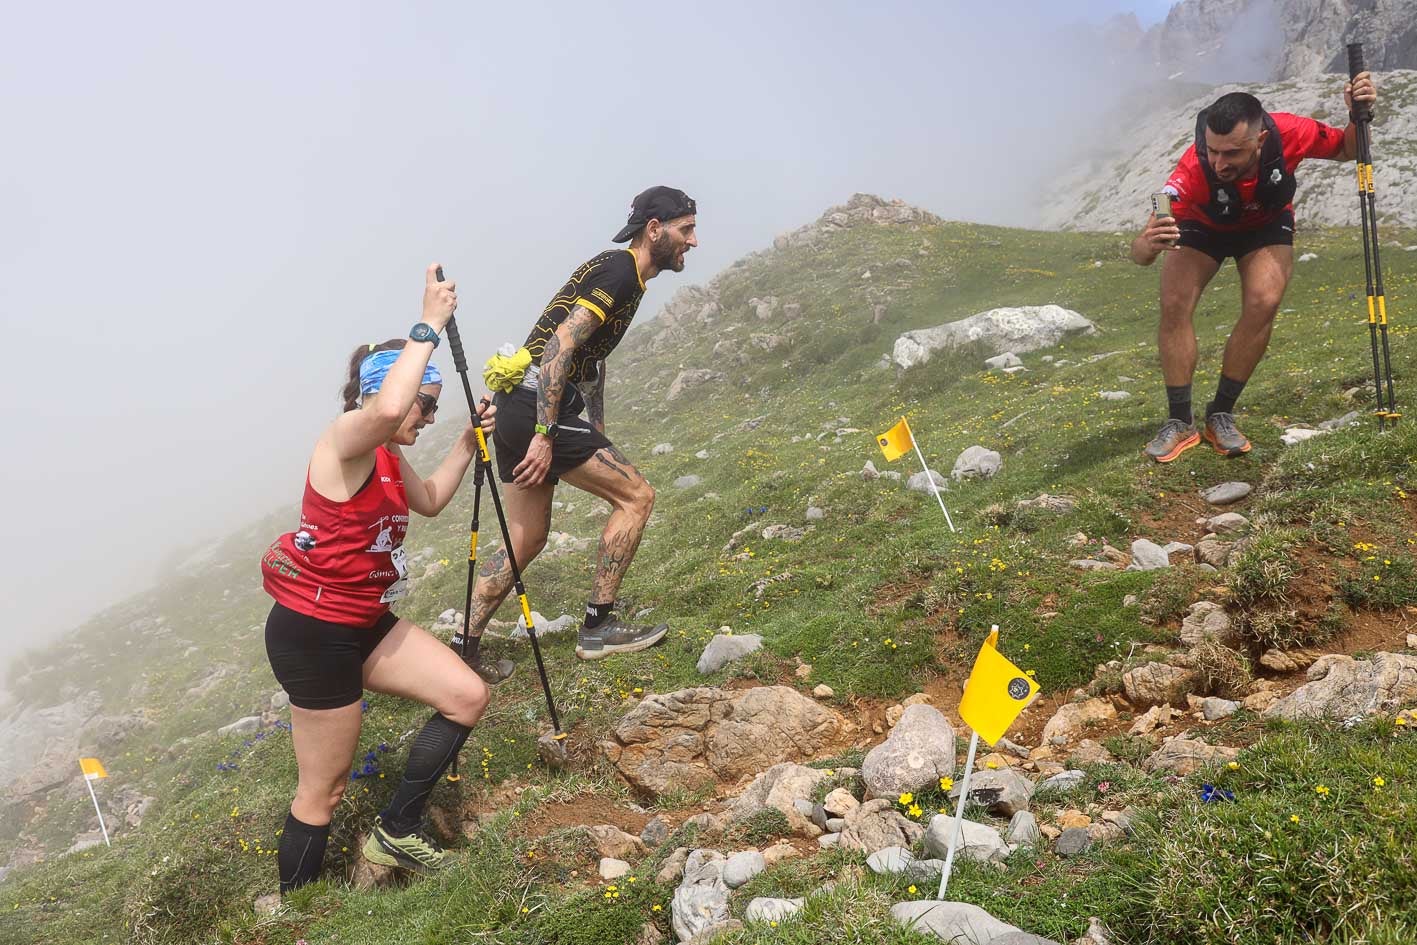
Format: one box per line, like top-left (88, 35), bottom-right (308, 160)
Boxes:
top-left (1130, 72), bottom-right (1377, 462)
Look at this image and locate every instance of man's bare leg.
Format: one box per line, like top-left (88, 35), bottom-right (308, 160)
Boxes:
top-left (453, 479), bottom-right (554, 681)
top-left (1146, 246), bottom-right (1222, 461)
top-left (1200, 243), bottom-right (1293, 455)
top-left (559, 445), bottom-right (663, 659)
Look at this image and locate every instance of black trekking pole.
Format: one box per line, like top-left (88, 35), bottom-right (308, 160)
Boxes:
top-left (435, 267), bottom-right (569, 768)
top-left (1347, 43), bottom-right (1400, 426)
top-left (445, 458), bottom-right (484, 783)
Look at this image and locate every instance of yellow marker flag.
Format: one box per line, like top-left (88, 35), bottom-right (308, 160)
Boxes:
top-left (79, 757), bottom-right (108, 780)
top-left (957, 628), bottom-right (1040, 746)
top-left (876, 416), bottom-right (914, 462)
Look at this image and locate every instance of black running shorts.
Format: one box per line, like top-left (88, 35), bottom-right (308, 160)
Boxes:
top-left (264, 602), bottom-right (398, 710)
top-left (1177, 210), bottom-right (1295, 264)
top-left (491, 384), bottom-right (613, 486)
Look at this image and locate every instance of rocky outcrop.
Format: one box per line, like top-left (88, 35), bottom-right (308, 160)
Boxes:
top-left (1042, 70), bottom-right (1417, 231)
top-left (602, 687), bottom-right (844, 798)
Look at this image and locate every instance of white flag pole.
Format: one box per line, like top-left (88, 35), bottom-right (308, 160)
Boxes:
top-left (80, 763), bottom-right (110, 847)
top-left (907, 422), bottom-right (956, 533)
top-left (936, 730), bottom-right (979, 900)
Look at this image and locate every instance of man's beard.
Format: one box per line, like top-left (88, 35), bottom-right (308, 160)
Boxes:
top-left (649, 232), bottom-right (684, 272)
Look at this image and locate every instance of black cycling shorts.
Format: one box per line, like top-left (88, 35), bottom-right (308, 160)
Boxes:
top-left (491, 385), bottom-right (613, 486)
top-left (1177, 210), bottom-right (1295, 264)
top-left (264, 602), bottom-right (399, 710)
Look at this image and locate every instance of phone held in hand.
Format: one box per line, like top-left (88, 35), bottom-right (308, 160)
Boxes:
top-left (1151, 192), bottom-right (1173, 220)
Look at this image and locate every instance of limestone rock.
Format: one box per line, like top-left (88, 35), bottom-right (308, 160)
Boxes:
top-left (861, 704), bottom-right (956, 798)
top-left (838, 798), bottom-right (926, 855)
top-left (892, 305), bottom-right (1097, 369)
top-left (745, 897), bottom-right (804, 924)
top-left (948, 768), bottom-right (1035, 817)
top-left (603, 687), bottom-right (842, 799)
top-left (671, 850), bottom-right (731, 943)
top-left (1180, 601), bottom-right (1238, 647)
top-left (696, 633), bottom-right (763, 674)
top-left (1040, 698), bottom-right (1117, 746)
top-left (952, 446), bottom-right (1002, 481)
top-left (587, 824), bottom-right (649, 861)
top-left (1127, 539), bottom-right (1171, 571)
top-left (890, 901), bottom-right (1028, 943)
top-left (1143, 736), bottom-right (1239, 776)
top-left (667, 369), bottom-right (725, 401)
top-left (921, 815), bottom-right (1009, 863)
top-left (1123, 662), bottom-right (1199, 708)
top-left (1266, 653), bottom-right (1417, 721)
top-left (1200, 482), bottom-right (1252, 506)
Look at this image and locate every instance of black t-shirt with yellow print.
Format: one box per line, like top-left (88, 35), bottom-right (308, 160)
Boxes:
top-left (523, 248), bottom-right (646, 384)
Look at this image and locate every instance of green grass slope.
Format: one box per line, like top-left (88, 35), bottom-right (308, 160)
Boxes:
top-left (4, 208), bottom-right (1415, 945)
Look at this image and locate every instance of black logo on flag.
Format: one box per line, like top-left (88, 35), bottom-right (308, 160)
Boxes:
top-left (1007, 677), bottom-right (1031, 700)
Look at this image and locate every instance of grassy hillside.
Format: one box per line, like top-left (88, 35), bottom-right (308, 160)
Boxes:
top-left (4, 206), bottom-right (1415, 945)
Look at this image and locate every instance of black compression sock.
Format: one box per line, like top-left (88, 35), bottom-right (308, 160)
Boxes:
top-left (1166, 384), bottom-right (1194, 424)
top-left (379, 712), bottom-right (472, 837)
top-left (584, 601), bottom-right (614, 630)
top-left (1206, 375), bottom-right (1247, 417)
top-left (278, 811), bottom-right (330, 894)
top-left (451, 631), bottom-right (481, 664)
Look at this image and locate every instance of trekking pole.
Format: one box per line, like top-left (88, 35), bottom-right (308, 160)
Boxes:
top-left (1347, 43), bottom-right (1400, 425)
top-left (446, 458), bottom-right (485, 783)
top-left (435, 268), bottom-right (568, 762)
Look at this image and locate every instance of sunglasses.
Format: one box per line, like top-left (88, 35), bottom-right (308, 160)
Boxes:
top-left (414, 392), bottom-right (439, 418)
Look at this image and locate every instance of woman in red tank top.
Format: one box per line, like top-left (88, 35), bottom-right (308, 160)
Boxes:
top-left (261, 263), bottom-right (498, 891)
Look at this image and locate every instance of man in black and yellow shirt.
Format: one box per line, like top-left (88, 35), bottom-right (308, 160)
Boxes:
top-left (455, 186), bottom-right (697, 681)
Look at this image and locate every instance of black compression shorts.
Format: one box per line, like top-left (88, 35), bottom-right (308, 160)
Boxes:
top-left (491, 385), bottom-right (613, 486)
top-left (264, 602), bottom-right (398, 710)
top-left (1177, 210), bottom-right (1295, 264)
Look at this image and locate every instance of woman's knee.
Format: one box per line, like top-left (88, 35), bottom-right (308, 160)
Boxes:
top-left (294, 778), bottom-right (347, 817)
top-left (442, 676), bottom-right (489, 727)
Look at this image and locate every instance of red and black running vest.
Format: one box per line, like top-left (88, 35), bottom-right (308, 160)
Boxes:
top-left (262, 446), bottom-right (410, 627)
top-left (1193, 109), bottom-right (1297, 225)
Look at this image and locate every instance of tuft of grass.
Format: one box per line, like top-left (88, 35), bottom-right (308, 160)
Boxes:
top-left (1189, 638), bottom-right (1253, 698)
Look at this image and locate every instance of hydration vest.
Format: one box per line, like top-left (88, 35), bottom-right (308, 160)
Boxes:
top-left (1193, 109), bottom-right (1296, 224)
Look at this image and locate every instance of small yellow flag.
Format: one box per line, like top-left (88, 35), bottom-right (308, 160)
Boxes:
top-left (79, 758), bottom-right (108, 780)
top-left (876, 416), bottom-right (914, 462)
top-left (957, 626), bottom-right (1040, 746)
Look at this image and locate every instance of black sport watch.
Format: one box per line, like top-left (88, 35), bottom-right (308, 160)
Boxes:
top-left (534, 422), bottom-right (559, 440)
top-left (409, 322), bottom-right (440, 347)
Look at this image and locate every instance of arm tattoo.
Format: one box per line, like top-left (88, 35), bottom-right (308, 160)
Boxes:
top-left (537, 306), bottom-right (601, 429)
top-left (586, 360), bottom-right (607, 433)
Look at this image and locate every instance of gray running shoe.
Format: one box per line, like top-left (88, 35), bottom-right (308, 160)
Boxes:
top-left (576, 617), bottom-right (670, 661)
top-left (1203, 412), bottom-right (1252, 457)
top-left (1143, 418), bottom-right (1200, 463)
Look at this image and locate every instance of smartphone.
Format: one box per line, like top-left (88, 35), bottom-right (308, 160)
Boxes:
top-left (1151, 192), bottom-right (1173, 220)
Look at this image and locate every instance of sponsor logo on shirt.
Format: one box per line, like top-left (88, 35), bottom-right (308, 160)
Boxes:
top-left (591, 287), bottom-right (614, 308)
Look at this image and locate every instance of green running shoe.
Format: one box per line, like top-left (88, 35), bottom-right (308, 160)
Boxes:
top-left (362, 816), bottom-right (446, 871)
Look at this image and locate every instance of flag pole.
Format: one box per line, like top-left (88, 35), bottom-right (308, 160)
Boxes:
top-left (905, 418), bottom-right (955, 532)
top-left (80, 761), bottom-right (111, 847)
top-left (936, 729), bottom-right (979, 899)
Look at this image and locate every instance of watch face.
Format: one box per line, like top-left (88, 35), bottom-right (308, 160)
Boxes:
top-left (412, 323), bottom-right (434, 341)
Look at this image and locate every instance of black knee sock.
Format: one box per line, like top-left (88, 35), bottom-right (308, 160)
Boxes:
top-left (278, 811), bottom-right (330, 894)
top-left (1166, 384), bottom-right (1194, 424)
top-left (1207, 375), bottom-right (1247, 417)
top-left (584, 600), bottom-right (614, 630)
top-left (379, 712), bottom-right (472, 836)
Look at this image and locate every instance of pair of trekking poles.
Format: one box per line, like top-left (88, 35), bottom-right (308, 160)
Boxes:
top-left (433, 268), bottom-right (566, 781)
top-left (1348, 44), bottom-right (1399, 426)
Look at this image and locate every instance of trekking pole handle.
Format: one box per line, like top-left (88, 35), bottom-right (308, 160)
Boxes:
top-left (433, 266), bottom-right (472, 377)
top-left (1346, 43), bottom-right (1372, 122)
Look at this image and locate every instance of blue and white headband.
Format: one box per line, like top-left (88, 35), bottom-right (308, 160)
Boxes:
top-left (359, 348), bottom-right (443, 396)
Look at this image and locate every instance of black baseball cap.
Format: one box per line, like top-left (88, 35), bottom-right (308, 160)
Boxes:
top-left (612, 186), bottom-right (697, 243)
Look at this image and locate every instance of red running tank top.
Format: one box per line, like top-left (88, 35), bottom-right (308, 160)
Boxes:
top-left (262, 445), bottom-right (410, 627)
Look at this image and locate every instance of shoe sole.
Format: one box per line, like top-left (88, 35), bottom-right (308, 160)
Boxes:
top-left (575, 624), bottom-right (670, 661)
top-left (1203, 428), bottom-right (1251, 457)
top-left (362, 833), bottom-right (443, 872)
top-left (1144, 431), bottom-right (1200, 463)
